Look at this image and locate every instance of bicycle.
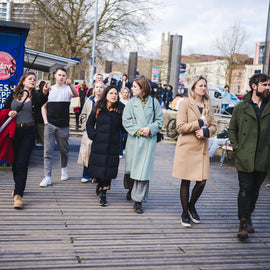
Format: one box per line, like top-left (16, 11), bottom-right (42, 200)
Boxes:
top-left (166, 118), bottom-right (178, 138)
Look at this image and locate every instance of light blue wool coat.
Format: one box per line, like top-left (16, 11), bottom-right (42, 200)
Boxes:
top-left (122, 96), bottom-right (163, 181)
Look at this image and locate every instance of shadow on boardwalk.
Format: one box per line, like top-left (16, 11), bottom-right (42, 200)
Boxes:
top-left (0, 139), bottom-right (270, 270)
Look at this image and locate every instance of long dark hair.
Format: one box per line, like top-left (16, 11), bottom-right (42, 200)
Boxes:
top-left (14, 72), bottom-right (36, 100)
top-left (94, 86), bottom-right (120, 115)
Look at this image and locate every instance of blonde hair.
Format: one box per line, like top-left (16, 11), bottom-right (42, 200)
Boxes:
top-left (92, 81), bottom-right (105, 96)
top-left (188, 75), bottom-right (212, 116)
top-left (120, 87), bottom-right (130, 98)
top-left (78, 80), bottom-right (88, 89)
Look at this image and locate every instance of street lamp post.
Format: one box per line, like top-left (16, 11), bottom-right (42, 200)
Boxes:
top-left (89, 0), bottom-right (98, 87)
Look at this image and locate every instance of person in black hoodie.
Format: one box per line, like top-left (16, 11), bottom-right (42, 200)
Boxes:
top-left (86, 86), bottom-right (124, 206)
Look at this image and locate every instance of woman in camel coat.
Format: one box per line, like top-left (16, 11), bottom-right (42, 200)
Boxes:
top-left (77, 81), bottom-right (105, 182)
top-left (173, 75), bottom-right (216, 227)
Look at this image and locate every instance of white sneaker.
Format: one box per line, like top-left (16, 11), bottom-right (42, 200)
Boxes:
top-left (61, 167), bottom-right (68, 181)
top-left (35, 143), bottom-right (43, 147)
top-left (81, 178), bottom-right (90, 183)
top-left (40, 176), bottom-right (51, 187)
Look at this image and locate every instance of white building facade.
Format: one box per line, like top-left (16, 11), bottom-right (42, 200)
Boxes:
top-left (185, 59), bottom-right (228, 87)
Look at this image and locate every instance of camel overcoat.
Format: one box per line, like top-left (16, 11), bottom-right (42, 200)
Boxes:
top-left (172, 98), bottom-right (216, 181)
top-left (77, 97), bottom-right (94, 167)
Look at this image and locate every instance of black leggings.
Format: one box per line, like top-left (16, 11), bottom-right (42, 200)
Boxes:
top-left (96, 178), bottom-right (112, 193)
top-left (180, 179), bottom-right (206, 214)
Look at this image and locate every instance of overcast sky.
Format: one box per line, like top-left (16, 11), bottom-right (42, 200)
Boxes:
top-left (139, 0), bottom-right (269, 58)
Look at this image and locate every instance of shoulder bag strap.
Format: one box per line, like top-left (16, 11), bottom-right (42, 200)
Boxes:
top-left (152, 97), bottom-right (155, 122)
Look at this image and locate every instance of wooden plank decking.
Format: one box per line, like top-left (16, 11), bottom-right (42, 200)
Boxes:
top-left (0, 139), bottom-right (270, 270)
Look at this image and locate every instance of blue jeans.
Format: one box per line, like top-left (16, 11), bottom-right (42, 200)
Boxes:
top-left (12, 126), bottom-right (36, 196)
top-left (119, 130), bottom-right (127, 156)
top-left (82, 166), bottom-right (90, 179)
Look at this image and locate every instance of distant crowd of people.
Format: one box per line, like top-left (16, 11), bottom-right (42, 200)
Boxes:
top-left (0, 68), bottom-right (269, 241)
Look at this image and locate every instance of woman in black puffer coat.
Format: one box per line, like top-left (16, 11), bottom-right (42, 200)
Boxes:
top-left (86, 86), bottom-right (124, 206)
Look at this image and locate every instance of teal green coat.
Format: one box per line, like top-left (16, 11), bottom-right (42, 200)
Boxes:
top-left (228, 91), bottom-right (270, 172)
top-left (122, 97), bottom-right (163, 181)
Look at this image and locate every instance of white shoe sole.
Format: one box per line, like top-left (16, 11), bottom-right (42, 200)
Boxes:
top-left (181, 219), bottom-right (191, 227)
top-left (81, 178), bottom-right (90, 183)
top-left (188, 209), bottom-right (200, 224)
top-left (39, 183), bottom-right (51, 187)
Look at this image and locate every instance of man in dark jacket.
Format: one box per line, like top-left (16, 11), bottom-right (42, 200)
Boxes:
top-left (164, 84), bottom-right (173, 109)
top-left (228, 73), bottom-right (270, 240)
top-left (103, 73), bottom-right (117, 88)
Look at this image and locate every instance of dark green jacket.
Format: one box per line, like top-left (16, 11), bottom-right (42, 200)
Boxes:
top-left (228, 91), bottom-right (270, 172)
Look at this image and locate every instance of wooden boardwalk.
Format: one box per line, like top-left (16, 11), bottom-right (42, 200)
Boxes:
top-left (0, 139), bottom-right (270, 270)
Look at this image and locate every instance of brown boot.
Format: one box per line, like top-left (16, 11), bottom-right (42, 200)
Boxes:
top-left (13, 195), bottom-right (23, 209)
top-left (247, 217), bottom-right (255, 233)
top-left (237, 218), bottom-right (248, 239)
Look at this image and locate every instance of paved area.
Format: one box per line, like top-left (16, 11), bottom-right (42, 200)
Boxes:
top-left (0, 138), bottom-right (270, 270)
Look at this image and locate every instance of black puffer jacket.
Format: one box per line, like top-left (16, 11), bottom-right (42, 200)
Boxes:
top-left (86, 104), bottom-right (123, 180)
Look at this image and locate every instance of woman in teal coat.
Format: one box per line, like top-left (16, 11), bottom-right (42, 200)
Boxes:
top-left (122, 77), bottom-right (163, 214)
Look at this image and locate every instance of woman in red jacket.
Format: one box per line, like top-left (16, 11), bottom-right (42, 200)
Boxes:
top-left (73, 80), bottom-right (89, 129)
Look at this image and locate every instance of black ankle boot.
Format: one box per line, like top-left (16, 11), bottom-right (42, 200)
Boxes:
top-left (126, 189), bottom-right (132, 201)
top-left (134, 201), bottom-right (143, 214)
top-left (247, 216), bottom-right (255, 233)
top-left (100, 192), bottom-right (107, 207)
top-left (237, 218), bottom-right (248, 239)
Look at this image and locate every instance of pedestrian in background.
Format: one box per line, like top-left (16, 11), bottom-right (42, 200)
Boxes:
top-left (78, 81), bottom-right (105, 183)
top-left (164, 84), bottom-right (173, 109)
top-left (35, 80), bottom-right (46, 146)
top-left (73, 80), bottom-right (89, 130)
top-left (221, 85), bottom-right (231, 113)
top-left (122, 77), bottom-right (163, 214)
top-left (2, 72), bottom-right (48, 208)
top-left (104, 73), bottom-right (117, 88)
top-left (86, 86), bottom-right (124, 206)
top-left (95, 73), bottom-right (104, 83)
top-left (118, 74), bottom-right (131, 93)
top-left (156, 83), bottom-right (164, 105)
top-left (119, 87), bottom-right (130, 158)
top-left (172, 75), bottom-right (216, 227)
top-left (228, 73), bottom-right (270, 240)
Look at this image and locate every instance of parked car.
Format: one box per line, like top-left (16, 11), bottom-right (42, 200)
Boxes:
top-left (208, 86), bottom-right (240, 115)
top-left (208, 86), bottom-right (223, 113)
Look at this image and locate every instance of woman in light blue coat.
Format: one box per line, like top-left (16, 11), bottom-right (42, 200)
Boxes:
top-left (122, 77), bottom-right (163, 214)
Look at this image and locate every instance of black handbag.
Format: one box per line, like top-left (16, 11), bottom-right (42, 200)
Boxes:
top-left (152, 98), bottom-right (164, 143)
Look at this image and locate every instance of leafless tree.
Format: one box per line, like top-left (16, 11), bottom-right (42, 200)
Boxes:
top-left (30, 0), bottom-right (157, 61)
top-left (216, 22), bottom-right (248, 87)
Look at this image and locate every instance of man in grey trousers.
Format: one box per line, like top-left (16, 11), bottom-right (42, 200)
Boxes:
top-left (39, 67), bottom-right (78, 187)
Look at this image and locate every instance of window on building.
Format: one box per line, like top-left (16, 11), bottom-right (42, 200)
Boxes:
top-left (237, 85), bottom-right (240, 94)
top-left (216, 77), bottom-right (220, 85)
top-left (254, 69), bottom-right (261, 74)
top-left (194, 67), bottom-right (196, 74)
top-left (238, 72), bottom-right (241, 79)
top-left (217, 66), bottom-right (221, 73)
